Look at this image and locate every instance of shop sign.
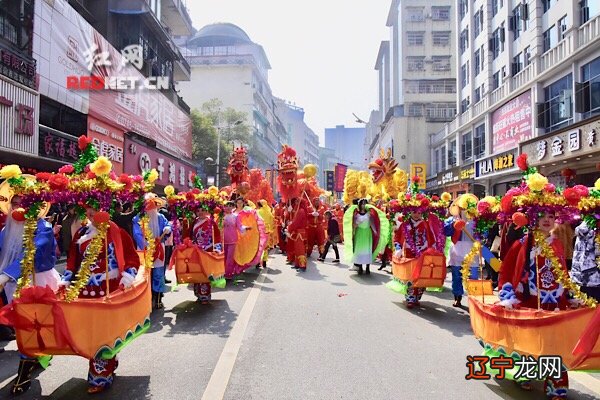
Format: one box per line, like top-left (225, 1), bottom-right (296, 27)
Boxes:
top-left (0, 43), bottom-right (36, 89)
top-left (410, 164), bottom-right (427, 189)
top-left (492, 91), bottom-right (533, 153)
top-left (326, 170), bottom-right (334, 192)
top-left (436, 166), bottom-right (459, 186)
top-left (38, 127), bottom-right (80, 163)
top-left (460, 164), bottom-right (475, 180)
top-left (87, 117), bottom-right (124, 174)
top-left (475, 149), bottom-right (517, 179)
top-left (521, 119), bottom-right (600, 165)
top-left (124, 137), bottom-right (194, 191)
top-left (0, 76), bottom-right (39, 155)
top-left (334, 164), bottom-right (347, 192)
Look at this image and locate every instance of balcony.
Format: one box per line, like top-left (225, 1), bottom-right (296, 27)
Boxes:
top-left (161, 0), bottom-right (194, 36)
top-left (512, 63), bottom-right (534, 92)
top-left (541, 33), bottom-right (574, 73)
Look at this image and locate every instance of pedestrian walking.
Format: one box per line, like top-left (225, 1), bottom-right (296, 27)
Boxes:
top-left (318, 211), bottom-right (340, 263)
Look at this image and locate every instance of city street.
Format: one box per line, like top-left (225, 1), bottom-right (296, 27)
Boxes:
top-left (0, 249), bottom-right (598, 400)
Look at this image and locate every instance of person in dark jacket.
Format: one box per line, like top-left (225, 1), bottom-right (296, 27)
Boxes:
top-left (318, 211), bottom-right (340, 263)
top-left (113, 202), bottom-right (135, 238)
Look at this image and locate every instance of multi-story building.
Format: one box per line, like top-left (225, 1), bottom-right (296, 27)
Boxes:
top-left (317, 146), bottom-right (341, 190)
top-left (368, 0), bottom-right (457, 171)
top-left (429, 0), bottom-right (600, 197)
top-left (2, 0), bottom-right (196, 191)
top-left (325, 125), bottom-right (367, 170)
top-left (176, 23), bottom-right (285, 169)
top-left (273, 98), bottom-right (319, 167)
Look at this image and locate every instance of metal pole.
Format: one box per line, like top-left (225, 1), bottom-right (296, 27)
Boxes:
top-left (216, 126), bottom-right (221, 187)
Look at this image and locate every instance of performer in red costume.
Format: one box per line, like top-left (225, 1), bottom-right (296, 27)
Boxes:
top-left (274, 200), bottom-right (287, 254)
top-left (189, 208), bottom-right (222, 303)
top-left (286, 198), bottom-right (307, 271)
top-left (63, 205), bottom-right (141, 393)
top-left (306, 197), bottom-right (326, 257)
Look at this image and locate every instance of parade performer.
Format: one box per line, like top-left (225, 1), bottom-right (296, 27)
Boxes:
top-left (285, 198), bottom-right (307, 271)
top-left (333, 203), bottom-right (345, 242)
top-left (572, 179), bottom-right (600, 300)
top-left (226, 147), bottom-right (250, 188)
top-left (306, 197), bottom-right (326, 258)
top-left (190, 207), bottom-right (222, 302)
top-left (274, 200), bottom-right (287, 253)
top-left (0, 137), bottom-right (154, 395)
top-left (133, 194), bottom-right (172, 310)
top-left (343, 199), bottom-right (389, 275)
top-left (318, 210), bottom-right (341, 263)
top-left (444, 193), bottom-right (480, 307)
top-left (257, 200), bottom-right (275, 269)
top-left (222, 200), bottom-right (248, 279)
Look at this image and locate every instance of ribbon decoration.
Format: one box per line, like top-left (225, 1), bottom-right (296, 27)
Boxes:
top-left (152, 237), bottom-right (165, 264)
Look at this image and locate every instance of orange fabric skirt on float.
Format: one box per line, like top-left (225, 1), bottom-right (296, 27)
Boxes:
top-left (392, 248), bottom-right (446, 288)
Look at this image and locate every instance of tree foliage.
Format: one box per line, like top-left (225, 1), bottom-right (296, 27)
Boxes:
top-left (191, 99), bottom-right (256, 186)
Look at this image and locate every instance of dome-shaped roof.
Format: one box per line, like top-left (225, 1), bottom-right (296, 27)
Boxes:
top-left (189, 23), bottom-right (252, 46)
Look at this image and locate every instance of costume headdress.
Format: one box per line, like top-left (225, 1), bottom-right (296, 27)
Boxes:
top-left (367, 148), bottom-right (398, 183)
top-left (226, 147), bottom-right (249, 187)
top-left (276, 145), bottom-right (300, 201)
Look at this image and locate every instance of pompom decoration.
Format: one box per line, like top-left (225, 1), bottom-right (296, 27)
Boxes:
top-left (595, 178), bottom-right (600, 190)
top-left (512, 212), bottom-right (528, 228)
top-left (563, 187), bottom-right (581, 206)
top-left (441, 192), bottom-right (452, 202)
top-left (164, 185), bottom-right (175, 197)
top-left (516, 153), bottom-right (528, 171)
top-left (303, 164), bottom-right (317, 179)
top-left (78, 135), bottom-right (93, 151)
top-left (93, 211), bottom-right (111, 224)
top-left (11, 209), bottom-right (26, 222)
top-left (0, 164), bottom-right (22, 180)
top-left (526, 172), bottom-right (548, 192)
top-left (90, 156), bottom-right (112, 176)
top-left (544, 183), bottom-right (556, 193)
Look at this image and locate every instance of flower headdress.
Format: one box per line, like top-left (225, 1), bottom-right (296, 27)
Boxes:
top-left (395, 176), bottom-right (433, 218)
top-left (577, 178), bottom-right (600, 228)
top-left (472, 196), bottom-right (501, 239)
top-left (499, 153), bottom-right (577, 228)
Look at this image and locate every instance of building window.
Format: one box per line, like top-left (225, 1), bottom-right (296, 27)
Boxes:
top-left (491, 0), bottom-right (503, 17)
top-left (512, 52), bottom-right (523, 75)
top-left (543, 25), bottom-right (557, 52)
top-left (460, 28), bottom-right (469, 54)
top-left (434, 148), bottom-right (440, 173)
top-left (542, 0), bottom-right (558, 13)
top-left (581, 0), bottom-right (600, 24)
top-left (539, 74), bottom-right (573, 132)
top-left (406, 7), bottom-right (425, 22)
top-left (511, 3), bottom-right (528, 39)
top-left (474, 86), bottom-right (481, 103)
top-left (441, 145), bottom-right (447, 169)
top-left (474, 124), bottom-right (485, 158)
top-left (432, 31), bottom-right (451, 46)
top-left (577, 56), bottom-right (600, 118)
top-left (431, 6), bottom-right (451, 21)
top-left (448, 140), bottom-right (457, 166)
top-left (490, 27), bottom-right (505, 59)
top-left (492, 70), bottom-right (501, 90)
top-left (524, 46), bottom-right (531, 67)
top-left (407, 31), bottom-right (425, 46)
top-left (461, 96), bottom-right (470, 113)
top-left (473, 8), bottom-right (483, 38)
top-left (407, 56), bottom-right (425, 71)
top-left (461, 62), bottom-right (469, 88)
top-left (459, 0), bottom-right (468, 20)
top-left (0, 0), bottom-right (35, 52)
top-left (461, 132), bottom-right (473, 162)
top-left (558, 15), bottom-right (568, 40)
top-left (474, 49), bottom-right (481, 76)
top-left (425, 103), bottom-right (456, 120)
top-left (413, 79), bottom-right (456, 94)
top-left (407, 103), bottom-right (423, 116)
top-left (432, 56), bottom-right (451, 72)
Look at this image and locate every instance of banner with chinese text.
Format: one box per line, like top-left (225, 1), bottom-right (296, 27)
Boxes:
top-left (333, 164), bottom-right (347, 193)
top-left (492, 91), bottom-right (532, 153)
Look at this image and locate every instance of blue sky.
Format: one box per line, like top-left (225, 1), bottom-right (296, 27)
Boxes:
top-left (185, 0), bottom-right (390, 145)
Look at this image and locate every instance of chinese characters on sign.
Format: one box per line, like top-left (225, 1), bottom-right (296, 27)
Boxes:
top-left (15, 104), bottom-right (34, 136)
top-left (38, 128), bottom-right (80, 162)
top-left (124, 137), bottom-right (194, 191)
top-left (334, 164), bottom-right (347, 193)
top-left (326, 171), bottom-right (335, 192)
top-left (465, 355), bottom-right (562, 381)
top-left (460, 165), bottom-right (475, 180)
top-left (475, 150), bottom-right (517, 179)
top-left (492, 91), bottom-right (532, 153)
top-left (0, 44), bottom-right (37, 89)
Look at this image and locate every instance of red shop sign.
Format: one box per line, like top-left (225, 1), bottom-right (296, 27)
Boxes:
top-left (123, 137), bottom-right (194, 191)
top-left (87, 116), bottom-right (124, 174)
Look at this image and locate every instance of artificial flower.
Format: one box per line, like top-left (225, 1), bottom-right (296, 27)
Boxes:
top-left (48, 174), bottom-right (69, 191)
top-left (192, 188), bottom-right (201, 195)
top-left (87, 172), bottom-right (97, 179)
top-left (90, 156), bottom-right (112, 176)
top-left (516, 153), bottom-right (528, 171)
top-left (595, 178), bottom-right (600, 190)
top-left (132, 175), bottom-right (143, 183)
top-left (544, 183), bottom-right (556, 193)
top-left (35, 172), bottom-right (52, 182)
top-left (78, 135), bottom-right (93, 151)
top-left (58, 164), bottom-right (74, 174)
top-left (412, 175), bottom-right (420, 183)
top-left (512, 212), bottom-right (528, 228)
top-left (148, 169), bottom-right (159, 183)
top-left (563, 187), bottom-right (581, 206)
top-left (441, 192), bottom-right (452, 202)
top-left (481, 196), bottom-right (498, 206)
top-left (0, 165), bottom-right (22, 180)
top-left (501, 194), bottom-right (514, 213)
top-left (526, 172), bottom-right (548, 192)
top-left (431, 195), bottom-right (439, 201)
top-left (477, 201), bottom-right (491, 214)
top-left (208, 186), bottom-right (219, 196)
top-left (573, 185), bottom-right (589, 197)
top-left (164, 185), bottom-right (175, 196)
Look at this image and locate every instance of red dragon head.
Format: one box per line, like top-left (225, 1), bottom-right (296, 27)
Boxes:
top-left (367, 148), bottom-right (398, 183)
top-left (276, 145), bottom-right (300, 201)
top-left (226, 147), bottom-right (249, 187)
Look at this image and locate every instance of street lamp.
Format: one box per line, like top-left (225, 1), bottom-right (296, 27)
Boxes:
top-left (214, 119), bottom-right (243, 187)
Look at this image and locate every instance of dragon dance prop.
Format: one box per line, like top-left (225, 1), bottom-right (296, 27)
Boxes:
top-left (0, 136), bottom-right (155, 360)
top-left (276, 145), bottom-right (324, 204)
top-left (468, 154), bottom-right (599, 373)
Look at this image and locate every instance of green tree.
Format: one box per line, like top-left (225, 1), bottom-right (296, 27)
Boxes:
top-left (192, 99), bottom-right (257, 186)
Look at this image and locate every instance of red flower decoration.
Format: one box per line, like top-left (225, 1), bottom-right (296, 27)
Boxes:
top-left (544, 183), bottom-right (556, 193)
top-left (477, 201), bottom-right (491, 214)
top-left (563, 187), bottom-right (581, 206)
top-left (48, 174), bottom-right (69, 191)
top-left (185, 192), bottom-right (195, 201)
top-left (35, 172), bottom-right (52, 181)
top-left (78, 135), bottom-right (93, 151)
top-left (431, 195), bottom-right (439, 201)
top-left (516, 154), bottom-right (528, 171)
top-left (420, 198), bottom-right (430, 207)
top-left (412, 175), bottom-right (420, 183)
top-left (561, 168), bottom-right (576, 178)
top-left (512, 212), bottom-right (528, 228)
top-left (191, 188), bottom-right (201, 194)
top-left (118, 174), bottom-right (133, 189)
top-left (87, 172), bottom-right (97, 179)
top-left (58, 165), bottom-right (74, 174)
top-left (573, 184), bottom-right (589, 197)
top-left (214, 207), bottom-right (222, 215)
top-left (500, 195), bottom-right (514, 213)
top-left (132, 175), bottom-right (143, 183)
top-left (404, 194), bottom-right (412, 201)
top-left (416, 193), bottom-right (425, 200)
top-left (93, 211), bottom-right (111, 224)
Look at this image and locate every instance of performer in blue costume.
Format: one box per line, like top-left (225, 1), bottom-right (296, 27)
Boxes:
top-left (133, 193), bottom-right (172, 309)
top-left (0, 192), bottom-right (61, 395)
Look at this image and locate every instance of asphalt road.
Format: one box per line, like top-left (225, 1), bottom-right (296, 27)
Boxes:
top-left (0, 248), bottom-right (598, 399)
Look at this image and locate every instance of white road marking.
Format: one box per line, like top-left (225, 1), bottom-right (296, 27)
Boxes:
top-left (201, 271), bottom-right (267, 400)
top-left (0, 374), bottom-right (16, 389)
top-left (570, 371), bottom-right (600, 394)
